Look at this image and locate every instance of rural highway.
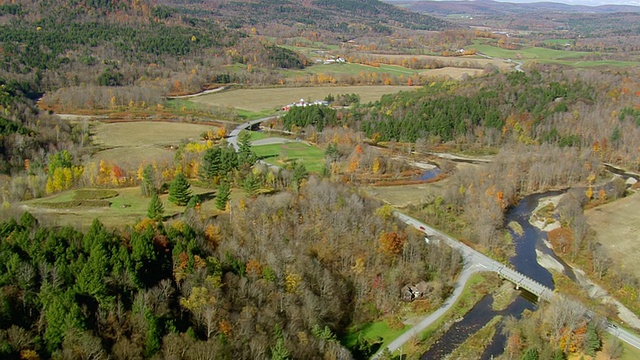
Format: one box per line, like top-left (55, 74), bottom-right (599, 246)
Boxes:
top-left (227, 116), bottom-right (640, 356)
top-left (395, 212), bottom-right (554, 301)
top-left (228, 116), bottom-right (276, 151)
top-left (371, 261), bottom-right (482, 359)
top-left (372, 211), bottom-right (640, 357)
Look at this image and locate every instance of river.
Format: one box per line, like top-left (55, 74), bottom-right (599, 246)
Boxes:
top-left (421, 191), bottom-right (570, 359)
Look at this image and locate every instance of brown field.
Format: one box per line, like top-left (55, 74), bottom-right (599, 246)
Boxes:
top-left (377, 54), bottom-right (514, 70)
top-left (585, 192), bottom-right (640, 278)
top-left (190, 85), bottom-right (415, 112)
top-left (91, 121), bottom-right (216, 168)
top-left (420, 67), bottom-right (484, 79)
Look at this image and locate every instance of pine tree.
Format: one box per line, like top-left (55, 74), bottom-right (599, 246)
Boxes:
top-left (147, 192), bottom-right (164, 221)
top-left (140, 164), bottom-right (155, 197)
top-left (584, 322), bottom-right (601, 356)
top-left (243, 173), bottom-right (260, 198)
top-left (168, 173), bottom-right (191, 206)
top-left (291, 162), bottom-right (308, 189)
top-left (270, 338), bottom-right (290, 360)
top-left (216, 181), bottom-right (230, 210)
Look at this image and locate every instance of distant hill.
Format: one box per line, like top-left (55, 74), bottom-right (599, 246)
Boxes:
top-left (159, 0), bottom-right (453, 35)
top-left (385, 0), bottom-right (640, 15)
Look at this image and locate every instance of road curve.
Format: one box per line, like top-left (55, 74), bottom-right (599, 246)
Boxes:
top-left (227, 116), bottom-right (277, 151)
top-left (372, 261), bottom-right (482, 359)
top-left (374, 211), bottom-right (640, 357)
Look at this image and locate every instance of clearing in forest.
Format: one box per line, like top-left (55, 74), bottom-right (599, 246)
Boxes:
top-left (189, 85), bottom-right (414, 112)
top-left (251, 141), bottom-right (326, 174)
top-left (91, 121), bottom-right (217, 168)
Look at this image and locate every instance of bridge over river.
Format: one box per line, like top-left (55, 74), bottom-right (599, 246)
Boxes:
top-left (374, 212), bottom-right (640, 358)
top-left (396, 212), bottom-right (554, 301)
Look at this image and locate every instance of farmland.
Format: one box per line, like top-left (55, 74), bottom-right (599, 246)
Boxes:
top-left (19, 186), bottom-right (231, 230)
top-left (585, 192), bottom-right (640, 279)
top-left (251, 141), bottom-right (326, 173)
top-left (90, 121), bottom-right (217, 168)
top-left (189, 85), bottom-right (415, 112)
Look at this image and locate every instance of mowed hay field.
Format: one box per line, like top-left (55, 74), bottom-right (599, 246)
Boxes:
top-left (379, 54), bottom-right (514, 70)
top-left (91, 121), bottom-right (217, 168)
top-left (190, 86), bottom-right (415, 112)
top-left (585, 192), bottom-right (640, 278)
top-left (420, 67), bottom-right (483, 79)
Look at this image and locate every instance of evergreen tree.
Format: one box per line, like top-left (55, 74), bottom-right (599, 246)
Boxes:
top-left (147, 192), bottom-right (164, 221)
top-left (584, 322), bottom-right (601, 356)
top-left (216, 181), bottom-right (230, 210)
top-left (291, 162), bottom-right (308, 190)
top-left (168, 173), bottom-right (191, 206)
top-left (201, 147), bottom-right (222, 181)
top-left (238, 130), bottom-right (256, 165)
top-left (270, 338), bottom-right (290, 360)
top-left (522, 348), bottom-right (539, 360)
top-left (243, 173), bottom-right (260, 198)
top-left (140, 164), bottom-right (155, 197)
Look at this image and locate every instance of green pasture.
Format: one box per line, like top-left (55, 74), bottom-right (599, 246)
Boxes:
top-left (472, 41), bottom-right (640, 68)
top-left (251, 141), bottom-right (326, 173)
top-left (23, 186), bottom-right (221, 229)
top-left (472, 42), bottom-right (588, 61)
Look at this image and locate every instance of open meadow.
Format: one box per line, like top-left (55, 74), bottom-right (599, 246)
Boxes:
top-left (90, 121), bottom-right (217, 169)
top-left (471, 42), bottom-right (640, 67)
top-left (190, 85), bottom-right (415, 112)
top-left (251, 141), bottom-right (326, 173)
top-left (585, 192), bottom-right (640, 279)
top-left (19, 186), bottom-right (230, 230)
top-left (376, 53), bottom-right (514, 70)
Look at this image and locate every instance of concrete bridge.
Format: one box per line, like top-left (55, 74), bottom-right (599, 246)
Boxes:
top-left (396, 212), bottom-right (554, 301)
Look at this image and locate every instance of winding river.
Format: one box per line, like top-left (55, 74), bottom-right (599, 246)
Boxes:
top-left (421, 191), bottom-right (570, 359)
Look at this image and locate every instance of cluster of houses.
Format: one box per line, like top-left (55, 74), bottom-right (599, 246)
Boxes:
top-left (281, 99), bottom-right (329, 111)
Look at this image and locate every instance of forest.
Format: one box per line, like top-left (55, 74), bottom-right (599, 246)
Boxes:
top-left (1, 0), bottom-right (640, 358)
top-left (0, 177), bottom-right (461, 359)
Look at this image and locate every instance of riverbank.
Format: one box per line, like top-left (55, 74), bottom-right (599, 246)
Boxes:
top-left (529, 193), bottom-right (640, 330)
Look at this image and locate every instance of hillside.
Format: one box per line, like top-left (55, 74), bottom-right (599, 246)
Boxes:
top-left (159, 0), bottom-right (452, 37)
top-left (387, 0), bottom-right (640, 15)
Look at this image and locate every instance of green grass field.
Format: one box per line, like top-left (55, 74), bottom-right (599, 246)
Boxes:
top-left (471, 41), bottom-right (640, 68)
top-left (23, 185), bottom-right (222, 229)
top-left (251, 141), bottom-right (326, 173)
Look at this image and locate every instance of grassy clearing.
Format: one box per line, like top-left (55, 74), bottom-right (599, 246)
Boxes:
top-left (235, 108), bottom-right (278, 120)
top-left (251, 141), bottom-right (326, 173)
top-left (471, 42), bottom-right (587, 61)
top-left (23, 185), bottom-right (223, 230)
top-left (342, 320), bottom-right (410, 352)
top-left (471, 41), bottom-right (640, 68)
top-left (90, 121), bottom-right (216, 168)
top-left (190, 86), bottom-right (414, 112)
top-left (92, 121), bottom-right (215, 148)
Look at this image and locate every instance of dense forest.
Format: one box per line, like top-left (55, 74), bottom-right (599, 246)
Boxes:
top-left (0, 178), bottom-right (461, 359)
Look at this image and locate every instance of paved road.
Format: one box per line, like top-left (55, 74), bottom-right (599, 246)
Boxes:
top-left (396, 212), bottom-right (553, 300)
top-left (373, 211), bottom-right (640, 357)
top-left (372, 261), bottom-right (482, 359)
top-left (228, 117), bottom-right (276, 151)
